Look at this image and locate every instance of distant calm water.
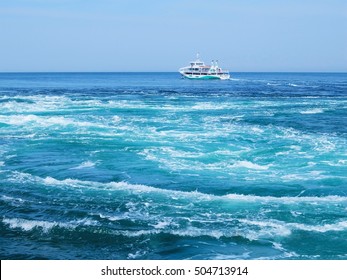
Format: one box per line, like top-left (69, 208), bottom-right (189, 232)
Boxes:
top-left (0, 72), bottom-right (346, 260)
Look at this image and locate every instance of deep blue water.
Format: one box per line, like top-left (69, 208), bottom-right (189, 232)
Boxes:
top-left (0, 72), bottom-right (346, 259)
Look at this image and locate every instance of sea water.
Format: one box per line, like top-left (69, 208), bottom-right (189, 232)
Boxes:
top-left (0, 72), bottom-right (346, 259)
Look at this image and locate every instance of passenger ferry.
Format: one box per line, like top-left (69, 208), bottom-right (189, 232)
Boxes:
top-left (179, 54), bottom-right (230, 80)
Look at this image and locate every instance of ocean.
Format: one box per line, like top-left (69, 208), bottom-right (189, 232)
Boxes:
top-left (0, 72), bottom-right (346, 260)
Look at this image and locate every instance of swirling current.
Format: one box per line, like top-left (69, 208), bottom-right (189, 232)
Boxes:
top-left (0, 72), bottom-right (346, 259)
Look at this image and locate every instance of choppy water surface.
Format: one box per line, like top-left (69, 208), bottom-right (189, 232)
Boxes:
top-left (0, 72), bottom-right (346, 259)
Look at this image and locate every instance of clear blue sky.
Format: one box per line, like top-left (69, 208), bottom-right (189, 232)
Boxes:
top-left (1, 0), bottom-right (346, 72)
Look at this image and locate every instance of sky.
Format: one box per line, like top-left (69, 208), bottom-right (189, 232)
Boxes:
top-left (0, 0), bottom-right (346, 72)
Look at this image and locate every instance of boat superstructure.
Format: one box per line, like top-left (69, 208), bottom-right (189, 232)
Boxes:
top-left (179, 54), bottom-right (230, 80)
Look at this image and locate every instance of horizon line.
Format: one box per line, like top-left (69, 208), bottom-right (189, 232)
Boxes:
top-left (1, 71), bottom-right (347, 74)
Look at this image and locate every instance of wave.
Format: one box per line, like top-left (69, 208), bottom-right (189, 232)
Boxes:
top-left (225, 219), bottom-right (347, 241)
top-left (191, 102), bottom-right (234, 110)
top-left (1, 217), bottom-right (225, 239)
top-left (300, 108), bottom-right (324, 114)
top-left (70, 161), bottom-right (97, 170)
top-left (8, 172), bottom-right (347, 206)
top-left (1, 195), bottom-right (28, 205)
top-left (267, 82), bottom-right (281, 86)
top-left (4, 215), bottom-right (346, 242)
top-left (3, 173), bottom-right (347, 244)
top-left (321, 160), bottom-right (347, 167)
top-left (230, 160), bottom-right (271, 170)
top-left (2, 217), bottom-right (96, 233)
top-left (289, 220), bottom-right (347, 233)
top-left (0, 114), bottom-right (101, 128)
top-left (224, 193), bottom-right (347, 203)
top-left (0, 95), bottom-right (69, 113)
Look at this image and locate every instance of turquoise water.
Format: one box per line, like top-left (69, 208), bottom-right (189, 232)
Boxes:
top-left (0, 72), bottom-right (346, 259)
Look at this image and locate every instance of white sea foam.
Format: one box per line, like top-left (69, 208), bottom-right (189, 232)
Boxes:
top-left (94, 218), bottom-right (347, 241)
top-left (275, 151), bottom-right (291, 156)
top-left (43, 176), bottom-right (86, 188)
top-left (138, 149), bottom-right (208, 171)
top-left (7, 171), bottom-right (38, 184)
top-left (140, 149), bottom-right (258, 172)
top-left (280, 171), bottom-right (330, 182)
top-left (240, 219), bottom-right (292, 238)
top-left (110, 223), bottom-right (227, 240)
top-left (70, 161), bottom-right (96, 170)
top-left (127, 250), bottom-right (147, 259)
top-left (230, 160), bottom-right (271, 170)
top-left (213, 252), bottom-right (251, 260)
top-left (239, 219), bottom-right (347, 239)
top-left (3, 218), bottom-right (68, 233)
top-left (113, 229), bottom-right (161, 237)
top-left (153, 220), bottom-right (172, 229)
top-left (274, 126), bottom-right (343, 154)
top-left (112, 115), bottom-right (121, 123)
top-left (1, 195), bottom-right (25, 204)
top-left (191, 102), bottom-right (232, 111)
top-left (224, 193), bottom-right (347, 204)
top-left (98, 214), bottom-right (123, 221)
top-left (267, 82), bottom-right (281, 86)
top-left (0, 100), bottom-right (59, 113)
top-left (322, 160), bottom-right (347, 167)
top-left (0, 114), bottom-right (39, 125)
top-left (8, 172), bottom-right (347, 206)
top-left (2, 217), bottom-right (97, 233)
top-left (289, 145), bottom-right (301, 151)
top-left (0, 114), bottom-right (101, 128)
top-left (313, 137), bottom-right (336, 152)
top-left (170, 227), bottom-right (225, 239)
top-left (270, 242), bottom-right (299, 258)
top-left (157, 147), bottom-right (203, 158)
top-left (289, 220), bottom-right (347, 233)
top-left (300, 108), bottom-right (324, 114)
top-left (250, 127), bottom-right (264, 133)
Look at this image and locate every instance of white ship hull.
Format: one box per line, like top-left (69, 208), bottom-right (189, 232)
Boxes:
top-left (180, 72), bottom-right (230, 80)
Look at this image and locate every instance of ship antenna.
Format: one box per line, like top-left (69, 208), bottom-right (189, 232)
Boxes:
top-left (196, 52), bottom-right (200, 60)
